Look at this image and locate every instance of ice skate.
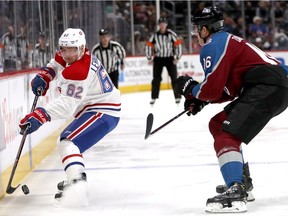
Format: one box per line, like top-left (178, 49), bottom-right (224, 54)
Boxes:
top-left (216, 162), bottom-right (255, 202)
top-left (55, 181), bottom-right (89, 207)
top-left (150, 99), bottom-right (156, 105)
top-left (242, 162), bottom-right (255, 201)
top-left (175, 98), bottom-right (181, 104)
top-left (206, 183), bottom-right (248, 213)
top-left (55, 172), bottom-right (87, 200)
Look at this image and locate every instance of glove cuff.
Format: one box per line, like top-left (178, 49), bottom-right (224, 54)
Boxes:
top-left (176, 76), bottom-right (199, 97)
top-left (38, 67), bottom-right (56, 82)
top-left (34, 107), bottom-right (51, 123)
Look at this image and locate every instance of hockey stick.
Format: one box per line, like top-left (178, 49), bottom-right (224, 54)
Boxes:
top-left (6, 91), bottom-right (41, 194)
top-left (144, 109), bottom-right (187, 139)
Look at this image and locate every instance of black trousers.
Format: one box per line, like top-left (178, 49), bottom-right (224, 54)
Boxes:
top-left (109, 70), bottom-right (119, 88)
top-left (3, 59), bottom-right (16, 72)
top-left (151, 57), bottom-right (181, 99)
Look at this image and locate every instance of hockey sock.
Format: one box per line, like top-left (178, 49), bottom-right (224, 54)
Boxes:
top-left (218, 149), bottom-right (243, 187)
top-left (58, 139), bottom-right (85, 180)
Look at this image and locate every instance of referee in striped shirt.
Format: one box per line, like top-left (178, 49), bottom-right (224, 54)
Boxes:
top-left (92, 28), bottom-right (126, 88)
top-left (146, 17), bottom-right (182, 105)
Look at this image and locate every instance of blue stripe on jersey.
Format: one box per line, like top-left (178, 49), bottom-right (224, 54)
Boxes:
top-left (192, 31), bottom-right (230, 98)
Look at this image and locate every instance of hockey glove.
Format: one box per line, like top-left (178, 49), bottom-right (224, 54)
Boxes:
top-left (19, 107), bottom-right (51, 134)
top-left (184, 97), bottom-right (208, 116)
top-left (176, 75), bottom-right (199, 97)
top-left (31, 67), bottom-right (56, 96)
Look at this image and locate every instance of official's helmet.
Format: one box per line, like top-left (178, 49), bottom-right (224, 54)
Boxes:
top-left (158, 16), bottom-right (168, 24)
top-left (58, 28), bottom-right (86, 49)
top-left (38, 31), bottom-right (45, 38)
top-left (99, 28), bottom-right (109, 36)
top-left (191, 6), bottom-right (224, 35)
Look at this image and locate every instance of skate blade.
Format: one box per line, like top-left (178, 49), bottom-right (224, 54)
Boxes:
top-left (205, 201), bottom-right (247, 213)
top-left (53, 191), bottom-right (63, 207)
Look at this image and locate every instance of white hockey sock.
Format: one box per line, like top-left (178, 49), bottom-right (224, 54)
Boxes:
top-left (58, 139), bottom-right (85, 180)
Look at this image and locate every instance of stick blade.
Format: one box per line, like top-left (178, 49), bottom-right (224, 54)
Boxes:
top-left (144, 113), bottom-right (154, 139)
top-left (6, 184), bottom-right (20, 194)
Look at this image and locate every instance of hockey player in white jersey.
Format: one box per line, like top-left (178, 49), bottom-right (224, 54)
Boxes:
top-left (19, 28), bottom-right (121, 203)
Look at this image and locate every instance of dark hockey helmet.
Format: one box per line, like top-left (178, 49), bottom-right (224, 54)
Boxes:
top-left (38, 31), bottom-right (45, 38)
top-left (191, 6), bottom-right (224, 35)
top-left (158, 16), bottom-right (168, 24)
top-left (99, 28), bottom-right (109, 36)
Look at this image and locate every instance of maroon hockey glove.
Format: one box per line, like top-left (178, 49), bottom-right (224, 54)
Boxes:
top-left (19, 107), bottom-right (51, 134)
top-left (31, 67), bottom-right (56, 96)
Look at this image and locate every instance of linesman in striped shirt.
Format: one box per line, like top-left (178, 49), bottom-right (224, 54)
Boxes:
top-left (146, 17), bottom-right (182, 105)
top-left (92, 28), bottom-right (126, 88)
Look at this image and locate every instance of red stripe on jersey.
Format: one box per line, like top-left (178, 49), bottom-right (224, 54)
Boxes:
top-left (62, 154), bottom-right (83, 163)
top-left (67, 113), bottom-right (103, 140)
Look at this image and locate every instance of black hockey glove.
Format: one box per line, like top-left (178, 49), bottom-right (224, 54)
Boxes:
top-left (184, 97), bottom-right (208, 116)
top-left (177, 76), bottom-right (208, 116)
top-left (176, 76), bottom-right (199, 97)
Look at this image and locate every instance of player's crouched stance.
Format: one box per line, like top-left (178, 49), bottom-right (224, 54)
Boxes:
top-left (176, 6), bottom-right (288, 213)
top-left (19, 28), bottom-right (121, 206)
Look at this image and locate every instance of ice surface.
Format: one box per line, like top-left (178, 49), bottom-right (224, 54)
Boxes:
top-left (1, 90), bottom-right (288, 216)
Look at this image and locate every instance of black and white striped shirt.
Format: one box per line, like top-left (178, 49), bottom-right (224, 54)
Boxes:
top-left (145, 29), bottom-right (182, 60)
top-left (91, 41), bottom-right (126, 74)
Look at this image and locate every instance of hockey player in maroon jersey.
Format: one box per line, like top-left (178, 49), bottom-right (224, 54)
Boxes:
top-left (176, 6), bottom-right (288, 213)
top-left (19, 28), bottom-right (121, 204)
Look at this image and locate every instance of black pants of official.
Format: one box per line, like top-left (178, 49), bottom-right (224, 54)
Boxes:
top-left (109, 70), bottom-right (119, 88)
top-left (151, 57), bottom-right (181, 100)
top-left (3, 59), bottom-right (16, 72)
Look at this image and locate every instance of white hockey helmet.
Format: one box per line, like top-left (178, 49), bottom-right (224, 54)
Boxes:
top-left (58, 28), bottom-right (86, 49)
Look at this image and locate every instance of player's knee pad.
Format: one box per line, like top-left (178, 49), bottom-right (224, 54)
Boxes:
top-left (57, 139), bottom-right (80, 157)
top-left (209, 111), bottom-right (227, 138)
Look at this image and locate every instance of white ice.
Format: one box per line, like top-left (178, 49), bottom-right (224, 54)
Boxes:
top-left (1, 90), bottom-right (288, 216)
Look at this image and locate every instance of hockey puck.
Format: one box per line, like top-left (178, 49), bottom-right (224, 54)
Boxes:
top-left (21, 184), bottom-right (30, 195)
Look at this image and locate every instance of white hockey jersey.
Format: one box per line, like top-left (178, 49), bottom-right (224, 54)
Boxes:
top-left (43, 48), bottom-right (121, 120)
